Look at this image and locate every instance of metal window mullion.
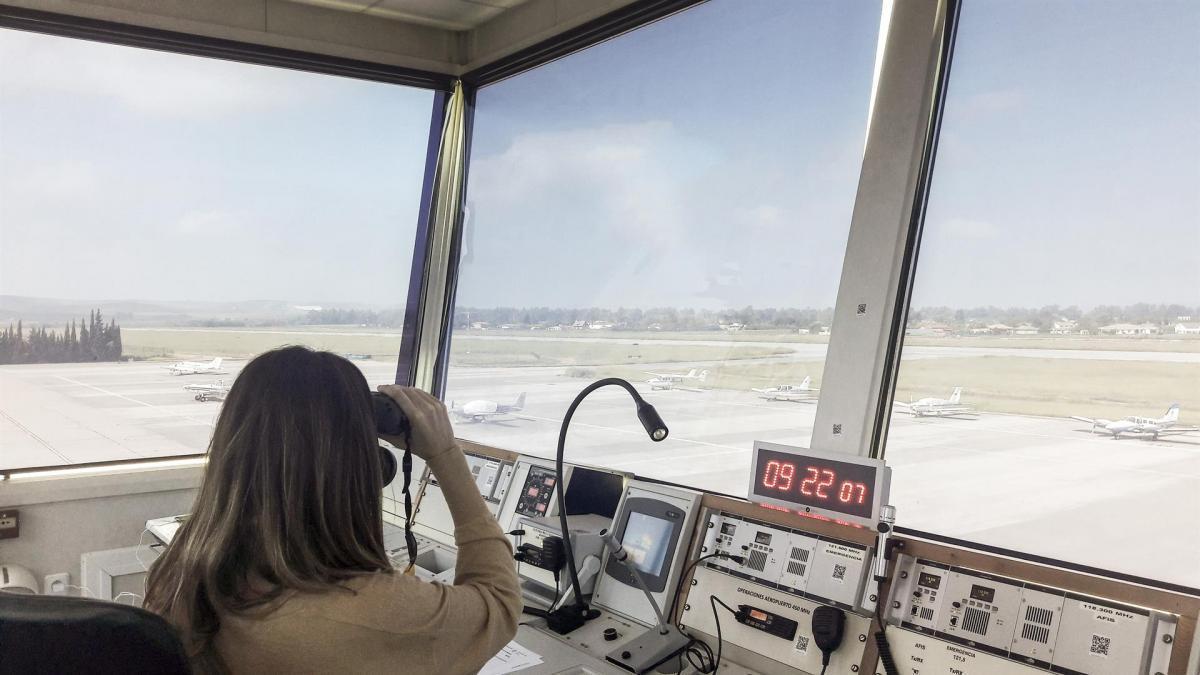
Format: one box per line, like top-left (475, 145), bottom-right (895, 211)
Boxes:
top-left (408, 81), bottom-right (471, 394)
top-left (810, 0), bottom-right (956, 458)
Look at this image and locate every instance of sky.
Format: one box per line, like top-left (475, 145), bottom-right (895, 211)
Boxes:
top-left (0, 31), bottom-right (432, 306)
top-left (1, 0), bottom-right (1197, 311)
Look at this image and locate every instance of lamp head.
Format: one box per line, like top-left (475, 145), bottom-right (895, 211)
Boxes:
top-left (637, 401), bottom-right (669, 442)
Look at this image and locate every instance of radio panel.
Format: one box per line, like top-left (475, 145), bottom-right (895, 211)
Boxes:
top-left (681, 566), bottom-right (871, 674)
top-left (701, 510), bottom-right (871, 612)
top-left (886, 555), bottom-right (1179, 674)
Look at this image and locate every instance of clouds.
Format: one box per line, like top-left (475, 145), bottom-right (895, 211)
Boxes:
top-left (458, 119), bottom-right (858, 309)
top-left (0, 30), bottom-right (311, 119)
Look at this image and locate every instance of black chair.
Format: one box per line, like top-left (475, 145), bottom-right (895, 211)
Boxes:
top-left (0, 592), bottom-right (190, 674)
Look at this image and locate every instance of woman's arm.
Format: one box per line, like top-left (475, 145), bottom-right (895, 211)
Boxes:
top-left (378, 387), bottom-right (522, 672)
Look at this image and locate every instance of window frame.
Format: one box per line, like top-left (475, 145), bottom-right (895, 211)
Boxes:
top-left (0, 6), bottom-right (453, 478)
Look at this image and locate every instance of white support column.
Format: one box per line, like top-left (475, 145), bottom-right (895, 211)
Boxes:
top-left (811, 0), bottom-right (953, 457)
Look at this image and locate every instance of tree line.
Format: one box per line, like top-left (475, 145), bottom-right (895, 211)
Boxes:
top-left (0, 310), bottom-right (123, 364)
top-left (907, 303), bottom-right (1199, 332)
top-left (454, 303), bottom-right (1198, 332)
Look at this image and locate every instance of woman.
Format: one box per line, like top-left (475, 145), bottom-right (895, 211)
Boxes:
top-left (144, 346), bottom-right (521, 674)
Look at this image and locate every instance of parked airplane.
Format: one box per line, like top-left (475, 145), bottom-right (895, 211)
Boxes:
top-left (1071, 404), bottom-right (1198, 439)
top-left (166, 357), bottom-right (224, 376)
top-left (450, 393), bottom-right (527, 423)
top-left (752, 376), bottom-right (819, 401)
top-left (897, 387), bottom-right (975, 417)
top-left (646, 368), bottom-right (709, 391)
top-left (184, 380), bottom-right (229, 402)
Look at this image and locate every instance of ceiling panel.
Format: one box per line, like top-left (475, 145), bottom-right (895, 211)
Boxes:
top-left (285, 0), bottom-right (530, 31)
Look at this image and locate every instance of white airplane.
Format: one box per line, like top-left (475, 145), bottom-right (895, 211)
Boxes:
top-left (646, 368), bottom-right (709, 391)
top-left (752, 376), bottom-right (819, 401)
top-left (166, 357), bottom-right (224, 376)
top-left (897, 387), bottom-right (976, 417)
top-left (450, 393), bottom-right (527, 423)
top-left (184, 380), bottom-right (230, 402)
top-left (1071, 404), bottom-right (1198, 439)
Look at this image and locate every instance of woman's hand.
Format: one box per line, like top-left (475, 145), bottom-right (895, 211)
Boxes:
top-left (377, 385), bottom-right (458, 461)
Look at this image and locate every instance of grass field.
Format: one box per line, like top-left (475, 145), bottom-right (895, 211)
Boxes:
top-left (122, 328), bottom-right (789, 367)
top-left (121, 327), bottom-right (1198, 423)
top-left (582, 358), bottom-right (1199, 424)
top-left (462, 328), bottom-right (1200, 353)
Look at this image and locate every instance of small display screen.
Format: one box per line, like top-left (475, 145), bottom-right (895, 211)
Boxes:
top-left (621, 512), bottom-right (674, 576)
top-left (720, 522), bottom-right (737, 536)
top-left (917, 572), bottom-right (942, 590)
top-left (752, 448), bottom-right (878, 520)
top-left (755, 532), bottom-right (772, 546)
top-left (970, 584), bottom-right (995, 603)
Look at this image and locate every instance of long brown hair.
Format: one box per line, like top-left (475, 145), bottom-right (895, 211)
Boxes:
top-left (144, 346), bottom-right (391, 672)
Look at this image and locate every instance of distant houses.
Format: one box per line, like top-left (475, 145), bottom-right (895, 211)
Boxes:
top-left (1175, 322), bottom-right (1200, 335)
top-left (1098, 322), bottom-right (1162, 336)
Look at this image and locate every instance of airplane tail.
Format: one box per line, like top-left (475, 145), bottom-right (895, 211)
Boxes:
top-left (686, 369), bottom-right (698, 378)
top-left (211, 358), bottom-right (223, 369)
top-left (512, 392), bottom-right (526, 411)
top-left (800, 376), bottom-right (812, 390)
top-left (697, 370), bottom-right (709, 382)
top-left (1163, 404), bottom-right (1180, 423)
top-left (949, 387), bottom-right (962, 404)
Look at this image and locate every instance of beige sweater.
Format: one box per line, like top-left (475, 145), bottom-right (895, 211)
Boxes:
top-left (213, 447), bottom-right (522, 674)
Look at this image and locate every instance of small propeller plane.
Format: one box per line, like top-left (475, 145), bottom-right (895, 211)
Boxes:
top-left (450, 393), bottom-right (527, 423)
top-left (184, 380), bottom-right (230, 402)
top-left (646, 368), bottom-right (709, 391)
top-left (166, 357), bottom-right (224, 376)
top-left (897, 387), bottom-right (976, 417)
top-left (752, 376), bottom-right (819, 402)
top-left (1071, 404), bottom-right (1197, 439)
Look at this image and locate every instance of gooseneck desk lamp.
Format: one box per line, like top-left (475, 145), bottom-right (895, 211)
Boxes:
top-left (546, 378), bottom-right (668, 634)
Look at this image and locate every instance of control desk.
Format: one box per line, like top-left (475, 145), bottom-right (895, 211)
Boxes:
top-left (383, 439), bottom-right (1198, 675)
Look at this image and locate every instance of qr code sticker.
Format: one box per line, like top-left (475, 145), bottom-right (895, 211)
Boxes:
top-left (1089, 634), bottom-right (1111, 657)
top-left (794, 635), bottom-right (809, 654)
top-left (832, 564), bottom-right (847, 582)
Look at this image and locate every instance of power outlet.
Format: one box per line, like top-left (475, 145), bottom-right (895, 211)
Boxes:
top-left (45, 573), bottom-right (72, 596)
top-left (0, 508), bottom-right (18, 539)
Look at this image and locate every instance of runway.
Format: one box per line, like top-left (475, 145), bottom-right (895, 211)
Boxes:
top-left (1, 359), bottom-right (1196, 586)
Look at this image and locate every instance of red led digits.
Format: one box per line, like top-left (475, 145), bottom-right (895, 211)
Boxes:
top-left (815, 469), bottom-right (835, 498)
top-left (799, 467), bottom-right (819, 496)
top-left (762, 460), bottom-right (797, 491)
top-left (777, 462), bottom-right (795, 490)
top-left (763, 460), bottom-right (780, 488)
top-left (837, 481), bottom-right (869, 503)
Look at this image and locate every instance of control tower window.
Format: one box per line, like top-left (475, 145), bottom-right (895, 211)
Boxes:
top-left (0, 29), bottom-right (434, 471)
top-left (443, 0), bottom-right (884, 496)
top-left (883, 1), bottom-right (1200, 586)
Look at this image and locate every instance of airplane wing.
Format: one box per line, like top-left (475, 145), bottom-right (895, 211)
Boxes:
top-left (1070, 416), bottom-right (1113, 426)
top-left (1158, 426), bottom-right (1200, 435)
top-left (768, 389), bottom-right (816, 398)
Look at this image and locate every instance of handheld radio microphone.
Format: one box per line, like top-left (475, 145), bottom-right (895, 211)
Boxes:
top-left (598, 530), bottom-right (692, 674)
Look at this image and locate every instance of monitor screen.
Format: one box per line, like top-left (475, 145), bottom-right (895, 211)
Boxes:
top-left (621, 511), bottom-right (673, 576)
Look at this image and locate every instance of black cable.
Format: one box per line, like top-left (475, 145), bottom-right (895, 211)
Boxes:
top-left (709, 595), bottom-right (736, 673)
top-left (667, 552), bottom-right (743, 621)
top-left (549, 571), bottom-right (562, 611)
top-left (873, 577), bottom-right (899, 675)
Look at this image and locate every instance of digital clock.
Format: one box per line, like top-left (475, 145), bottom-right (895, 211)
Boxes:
top-left (747, 442), bottom-right (891, 527)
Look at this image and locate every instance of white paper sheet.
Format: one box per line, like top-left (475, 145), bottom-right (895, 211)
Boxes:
top-left (479, 641), bottom-right (544, 675)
